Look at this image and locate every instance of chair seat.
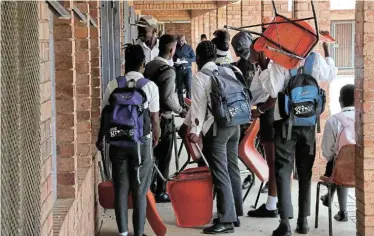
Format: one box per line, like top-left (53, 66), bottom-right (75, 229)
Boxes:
top-left (319, 175), bottom-right (355, 188)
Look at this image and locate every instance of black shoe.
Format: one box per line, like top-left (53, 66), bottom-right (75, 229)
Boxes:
top-left (272, 224), bottom-right (292, 236)
top-left (247, 204), bottom-right (278, 218)
top-left (155, 193), bottom-right (171, 203)
top-left (242, 174), bottom-right (253, 189)
top-left (296, 218), bottom-right (309, 234)
top-left (212, 217), bottom-right (240, 227)
top-left (320, 194), bottom-right (330, 207)
top-left (334, 211), bottom-right (348, 222)
top-left (203, 223), bottom-right (234, 234)
top-left (261, 183), bottom-right (269, 193)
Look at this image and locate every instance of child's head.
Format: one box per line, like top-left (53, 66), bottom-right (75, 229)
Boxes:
top-left (339, 84), bottom-right (355, 108)
top-left (196, 40), bottom-right (217, 70)
top-left (124, 44), bottom-right (145, 73)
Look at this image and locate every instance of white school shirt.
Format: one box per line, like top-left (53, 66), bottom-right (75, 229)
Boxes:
top-left (322, 107), bottom-right (355, 162)
top-left (250, 65), bottom-right (270, 105)
top-left (259, 53), bottom-right (338, 121)
top-left (137, 39), bottom-right (173, 66)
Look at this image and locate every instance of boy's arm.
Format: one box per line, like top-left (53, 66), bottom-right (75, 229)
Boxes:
top-left (322, 117), bottom-right (338, 162)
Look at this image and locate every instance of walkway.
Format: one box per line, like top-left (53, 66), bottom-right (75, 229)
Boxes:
top-left (99, 118), bottom-right (356, 236)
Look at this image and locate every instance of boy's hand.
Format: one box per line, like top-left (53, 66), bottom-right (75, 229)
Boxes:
top-left (188, 133), bottom-right (200, 143)
top-left (322, 42), bottom-right (330, 58)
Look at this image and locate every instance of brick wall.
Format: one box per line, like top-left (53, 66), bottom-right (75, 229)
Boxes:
top-left (142, 10), bottom-right (191, 21)
top-left (165, 23), bottom-right (192, 45)
top-left (355, 2), bottom-right (374, 235)
top-left (39, 1), bottom-right (102, 235)
top-left (39, 2), bottom-right (54, 236)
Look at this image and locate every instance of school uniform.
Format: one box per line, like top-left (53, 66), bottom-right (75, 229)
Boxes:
top-left (188, 61), bottom-right (243, 223)
top-left (102, 71), bottom-right (159, 236)
top-left (260, 53), bottom-right (338, 219)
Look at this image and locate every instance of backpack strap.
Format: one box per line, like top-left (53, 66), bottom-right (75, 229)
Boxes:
top-left (136, 78), bottom-right (149, 88)
top-left (334, 113), bottom-right (350, 128)
top-left (152, 64), bottom-right (173, 82)
top-left (116, 76), bottom-right (127, 88)
top-left (304, 52), bottom-right (316, 76)
top-left (290, 69), bottom-right (298, 77)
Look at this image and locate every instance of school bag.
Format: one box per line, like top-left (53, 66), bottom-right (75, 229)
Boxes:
top-left (278, 52), bottom-right (326, 140)
top-left (106, 76), bottom-right (151, 147)
top-left (334, 112), bottom-right (355, 155)
top-left (201, 66), bottom-right (251, 127)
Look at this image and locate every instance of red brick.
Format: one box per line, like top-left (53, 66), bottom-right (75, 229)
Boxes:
top-left (76, 62), bottom-right (90, 74)
top-left (54, 26), bottom-right (73, 40)
top-left (75, 26), bottom-right (89, 39)
top-left (58, 172), bottom-right (76, 185)
top-left (57, 143), bottom-right (75, 156)
top-left (55, 54), bottom-right (74, 70)
top-left (57, 185), bottom-right (76, 198)
top-left (75, 50), bottom-right (89, 62)
top-left (77, 133), bottom-right (92, 144)
top-left (56, 114), bottom-right (74, 129)
top-left (56, 128), bottom-right (74, 142)
top-left (76, 98), bottom-right (91, 110)
top-left (55, 70), bottom-right (74, 85)
top-left (76, 85), bottom-right (90, 97)
top-left (77, 144), bottom-right (91, 156)
top-left (56, 84), bottom-right (74, 99)
top-left (58, 156), bottom-right (76, 172)
top-left (56, 99), bottom-right (74, 113)
top-left (77, 111), bottom-right (91, 121)
top-left (77, 121), bottom-right (91, 134)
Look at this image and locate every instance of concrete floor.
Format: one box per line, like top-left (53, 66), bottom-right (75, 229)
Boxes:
top-left (99, 117), bottom-right (356, 236)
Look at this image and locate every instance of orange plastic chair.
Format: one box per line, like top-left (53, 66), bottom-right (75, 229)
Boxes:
top-left (254, 16), bottom-right (318, 69)
top-left (225, 0), bottom-right (320, 69)
top-left (98, 182), bottom-right (167, 236)
top-left (315, 144), bottom-right (355, 236)
top-left (238, 119), bottom-right (269, 205)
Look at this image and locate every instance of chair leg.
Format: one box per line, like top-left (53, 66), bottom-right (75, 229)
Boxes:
top-left (253, 182), bottom-right (264, 209)
top-left (315, 182), bottom-right (321, 229)
top-left (177, 140), bottom-right (184, 158)
top-left (242, 177), bottom-right (255, 202)
top-left (328, 186), bottom-right (333, 236)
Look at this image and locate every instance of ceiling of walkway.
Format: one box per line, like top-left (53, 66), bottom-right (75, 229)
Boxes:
top-left (133, 0), bottom-right (238, 21)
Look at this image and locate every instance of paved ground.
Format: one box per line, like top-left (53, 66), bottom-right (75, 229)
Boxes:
top-left (99, 117), bottom-right (356, 236)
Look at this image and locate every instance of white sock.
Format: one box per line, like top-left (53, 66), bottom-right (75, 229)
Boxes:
top-left (119, 232), bottom-right (128, 236)
top-left (265, 196), bottom-right (278, 211)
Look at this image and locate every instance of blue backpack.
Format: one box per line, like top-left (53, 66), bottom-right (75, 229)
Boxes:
top-left (278, 52), bottom-right (326, 140)
top-left (201, 66), bottom-right (251, 127)
top-left (107, 76), bottom-right (151, 147)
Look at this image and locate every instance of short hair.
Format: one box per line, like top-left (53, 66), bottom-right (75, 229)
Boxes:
top-left (196, 41), bottom-right (217, 62)
top-left (340, 84), bottom-right (355, 107)
top-left (159, 34), bottom-right (177, 55)
top-left (201, 34), bottom-right (207, 39)
top-left (212, 29), bottom-right (230, 51)
top-left (177, 34), bottom-right (185, 41)
top-left (123, 44), bottom-right (145, 72)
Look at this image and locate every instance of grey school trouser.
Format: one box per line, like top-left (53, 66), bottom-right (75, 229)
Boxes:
top-left (110, 138), bottom-right (153, 236)
top-left (203, 124), bottom-right (243, 223)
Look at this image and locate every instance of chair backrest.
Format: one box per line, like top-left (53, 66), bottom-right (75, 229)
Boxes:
top-left (331, 144), bottom-right (356, 187)
top-left (184, 126), bottom-right (203, 161)
top-left (238, 119), bottom-right (269, 182)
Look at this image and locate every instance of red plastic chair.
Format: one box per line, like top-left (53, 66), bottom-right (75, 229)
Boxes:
top-left (98, 183), bottom-right (167, 236)
top-left (238, 119), bottom-right (269, 206)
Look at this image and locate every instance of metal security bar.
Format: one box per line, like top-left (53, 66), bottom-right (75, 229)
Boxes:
top-left (0, 2), bottom-right (41, 235)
